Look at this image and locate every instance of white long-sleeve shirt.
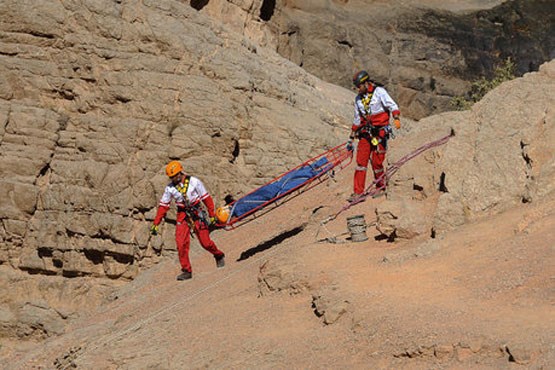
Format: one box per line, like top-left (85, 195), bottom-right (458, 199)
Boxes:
top-left (353, 86), bottom-right (400, 129)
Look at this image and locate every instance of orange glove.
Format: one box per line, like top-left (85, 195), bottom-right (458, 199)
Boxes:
top-left (393, 118), bottom-right (401, 129)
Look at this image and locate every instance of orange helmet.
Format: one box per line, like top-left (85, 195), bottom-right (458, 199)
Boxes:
top-left (165, 161), bottom-right (183, 178)
top-left (215, 206), bottom-right (230, 224)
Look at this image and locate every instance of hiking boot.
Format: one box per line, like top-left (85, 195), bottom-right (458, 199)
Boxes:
top-left (215, 254), bottom-right (225, 268)
top-left (176, 270), bottom-right (192, 281)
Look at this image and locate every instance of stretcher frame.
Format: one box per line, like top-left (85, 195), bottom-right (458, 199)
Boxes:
top-left (220, 142), bottom-right (353, 230)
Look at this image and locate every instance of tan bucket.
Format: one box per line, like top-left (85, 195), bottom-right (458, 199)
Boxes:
top-left (346, 214), bottom-right (368, 242)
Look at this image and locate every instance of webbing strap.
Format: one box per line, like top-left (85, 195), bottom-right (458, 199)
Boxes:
top-left (176, 175), bottom-right (190, 196)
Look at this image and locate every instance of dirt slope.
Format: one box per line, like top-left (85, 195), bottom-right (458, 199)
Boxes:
top-left (6, 144), bottom-right (554, 369)
top-left (1, 1), bottom-right (553, 368)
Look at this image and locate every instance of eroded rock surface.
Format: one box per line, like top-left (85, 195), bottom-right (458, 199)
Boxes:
top-left (0, 0), bottom-right (351, 280)
top-left (0, 2), bottom-right (554, 367)
top-left (195, 0), bottom-right (554, 119)
top-left (382, 61), bottom-right (555, 237)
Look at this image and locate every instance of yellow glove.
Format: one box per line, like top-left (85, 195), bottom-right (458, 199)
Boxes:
top-left (209, 216), bottom-right (216, 226)
top-left (150, 224), bottom-right (159, 235)
top-left (393, 118), bottom-right (401, 129)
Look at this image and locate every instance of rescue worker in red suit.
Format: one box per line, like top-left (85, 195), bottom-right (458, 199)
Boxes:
top-left (150, 161), bottom-right (225, 281)
top-left (347, 70), bottom-right (401, 201)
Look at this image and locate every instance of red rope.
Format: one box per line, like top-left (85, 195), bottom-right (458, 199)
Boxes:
top-left (223, 143), bottom-right (353, 230)
top-left (323, 130), bottom-right (454, 223)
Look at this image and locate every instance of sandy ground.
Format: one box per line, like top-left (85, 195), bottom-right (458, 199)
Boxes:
top-left (5, 146), bottom-right (554, 369)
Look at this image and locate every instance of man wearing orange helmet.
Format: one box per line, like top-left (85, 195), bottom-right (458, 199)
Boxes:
top-left (150, 161), bottom-right (225, 281)
top-left (347, 70), bottom-right (401, 201)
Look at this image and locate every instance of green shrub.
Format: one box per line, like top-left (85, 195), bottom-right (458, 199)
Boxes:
top-left (451, 57), bottom-right (516, 110)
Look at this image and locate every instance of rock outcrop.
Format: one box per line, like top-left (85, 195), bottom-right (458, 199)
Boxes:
top-left (1, 0), bottom-right (553, 281)
top-left (194, 0), bottom-right (554, 119)
top-left (1, 1), bottom-right (554, 368)
top-left (376, 60), bottom-right (555, 239)
top-left (0, 0), bottom-right (352, 279)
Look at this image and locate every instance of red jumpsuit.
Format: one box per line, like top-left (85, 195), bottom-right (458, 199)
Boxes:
top-left (153, 174), bottom-right (224, 273)
top-left (352, 84), bottom-right (400, 194)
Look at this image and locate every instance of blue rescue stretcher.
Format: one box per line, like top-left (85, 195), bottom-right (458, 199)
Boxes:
top-left (220, 142), bottom-right (353, 230)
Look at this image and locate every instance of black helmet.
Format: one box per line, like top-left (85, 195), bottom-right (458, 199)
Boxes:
top-left (353, 70), bottom-right (370, 87)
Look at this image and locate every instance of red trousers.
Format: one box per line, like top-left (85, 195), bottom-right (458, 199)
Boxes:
top-left (354, 135), bottom-right (387, 194)
top-left (175, 212), bottom-right (224, 273)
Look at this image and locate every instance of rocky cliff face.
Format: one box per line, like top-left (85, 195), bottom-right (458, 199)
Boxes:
top-left (0, 0), bottom-right (553, 282)
top-left (1, 1), bottom-right (554, 366)
top-left (376, 61), bottom-right (555, 240)
top-left (0, 0), bottom-right (352, 280)
top-left (193, 0), bottom-right (554, 119)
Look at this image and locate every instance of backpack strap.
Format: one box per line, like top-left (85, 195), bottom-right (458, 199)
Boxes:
top-left (357, 88), bottom-right (375, 122)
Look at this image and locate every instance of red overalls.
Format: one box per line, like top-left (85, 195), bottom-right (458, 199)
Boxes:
top-left (174, 210), bottom-right (222, 273)
top-left (154, 175), bottom-right (224, 273)
top-left (354, 127), bottom-right (388, 194)
top-left (352, 85), bottom-right (400, 194)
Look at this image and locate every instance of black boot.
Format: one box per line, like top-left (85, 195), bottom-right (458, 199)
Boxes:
top-left (176, 270), bottom-right (192, 281)
top-left (215, 254), bottom-right (225, 268)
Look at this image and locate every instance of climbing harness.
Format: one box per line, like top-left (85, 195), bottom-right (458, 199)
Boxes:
top-left (176, 175), bottom-right (210, 230)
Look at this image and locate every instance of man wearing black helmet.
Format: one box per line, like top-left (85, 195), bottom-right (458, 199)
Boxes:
top-left (347, 70), bottom-right (401, 201)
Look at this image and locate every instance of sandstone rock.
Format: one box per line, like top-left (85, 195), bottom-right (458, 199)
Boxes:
top-left (432, 193), bottom-right (467, 233)
top-left (383, 60), bottom-right (555, 237)
top-left (61, 250), bottom-right (101, 277)
top-left (0, 244), bottom-right (8, 264)
top-left (0, 306), bottom-right (16, 332)
top-left (2, 219), bottom-right (27, 238)
top-left (18, 301), bottom-right (66, 338)
top-left (103, 255), bottom-right (132, 280)
top-left (375, 200), bottom-right (431, 240)
top-left (505, 344), bottom-right (535, 365)
top-left (200, 1), bottom-right (552, 120)
top-left (258, 260), bottom-right (309, 296)
top-left (18, 249), bottom-right (45, 273)
top-left (311, 289), bottom-right (350, 325)
top-left (149, 235), bottom-right (164, 254)
top-left (0, 182), bottom-right (38, 220)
